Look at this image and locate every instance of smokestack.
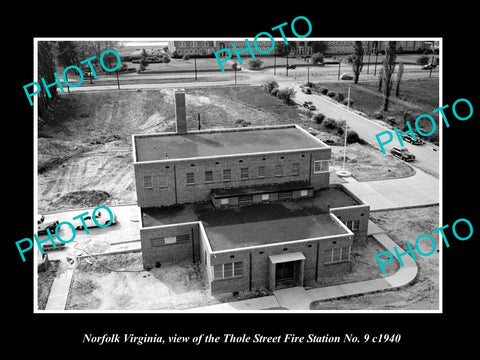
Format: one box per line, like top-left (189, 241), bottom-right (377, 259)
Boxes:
top-left (174, 89), bottom-right (187, 134)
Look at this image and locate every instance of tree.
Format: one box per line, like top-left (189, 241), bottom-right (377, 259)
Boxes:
top-left (395, 62), bottom-right (405, 97)
top-left (277, 87), bottom-right (296, 104)
top-left (311, 41), bottom-right (328, 54)
top-left (378, 67), bottom-right (384, 92)
top-left (351, 41), bottom-right (364, 84)
top-left (56, 41), bottom-right (79, 67)
top-left (37, 41), bottom-right (58, 117)
top-left (163, 54), bottom-right (171, 66)
top-left (311, 52), bottom-right (324, 64)
top-left (381, 41), bottom-right (396, 111)
top-left (139, 48), bottom-right (149, 71)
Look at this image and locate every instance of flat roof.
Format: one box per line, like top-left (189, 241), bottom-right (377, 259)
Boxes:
top-left (142, 186), bottom-right (359, 252)
top-left (133, 125), bottom-right (326, 162)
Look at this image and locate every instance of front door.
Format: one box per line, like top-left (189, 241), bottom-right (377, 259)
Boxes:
top-left (276, 262), bottom-right (294, 282)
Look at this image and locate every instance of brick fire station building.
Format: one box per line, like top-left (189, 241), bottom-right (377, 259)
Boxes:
top-left (132, 89), bottom-right (369, 295)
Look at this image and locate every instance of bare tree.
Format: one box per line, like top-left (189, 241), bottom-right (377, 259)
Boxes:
top-left (395, 62), bottom-right (405, 97)
top-left (382, 41), bottom-right (396, 111)
top-left (352, 41), bottom-right (364, 84)
top-left (378, 67), bottom-right (383, 92)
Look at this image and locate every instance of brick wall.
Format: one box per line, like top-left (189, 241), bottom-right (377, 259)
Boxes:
top-left (134, 161), bottom-right (176, 208)
top-left (207, 233), bottom-right (353, 295)
top-left (140, 222), bottom-right (200, 269)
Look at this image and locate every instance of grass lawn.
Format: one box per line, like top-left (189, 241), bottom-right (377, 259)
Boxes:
top-left (312, 78), bottom-right (440, 144)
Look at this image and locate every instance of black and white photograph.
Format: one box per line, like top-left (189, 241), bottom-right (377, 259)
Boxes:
top-left (6, 7), bottom-right (478, 354)
top-left (33, 38), bottom-right (441, 312)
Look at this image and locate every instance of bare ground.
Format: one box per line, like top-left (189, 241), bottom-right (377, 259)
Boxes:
top-left (38, 86), bottom-right (413, 212)
top-left (312, 205), bottom-right (440, 310)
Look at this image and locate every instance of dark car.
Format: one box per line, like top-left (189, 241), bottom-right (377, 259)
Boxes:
top-left (390, 147), bottom-right (415, 162)
top-left (301, 86), bottom-right (312, 94)
top-left (401, 133), bottom-right (424, 145)
top-left (286, 64), bottom-right (296, 69)
top-left (303, 101), bottom-right (316, 110)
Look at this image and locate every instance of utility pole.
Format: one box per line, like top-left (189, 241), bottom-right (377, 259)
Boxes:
top-left (116, 69), bottom-right (120, 89)
top-left (342, 85), bottom-right (351, 171)
top-left (234, 60), bottom-right (237, 85)
top-left (286, 53), bottom-right (289, 77)
top-left (337, 59), bottom-right (341, 80)
top-left (374, 52), bottom-right (379, 76)
top-left (194, 56), bottom-right (197, 80)
top-left (429, 55), bottom-right (435, 78)
top-left (198, 113), bottom-right (201, 130)
top-left (274, 48), bottom-right (277, 75)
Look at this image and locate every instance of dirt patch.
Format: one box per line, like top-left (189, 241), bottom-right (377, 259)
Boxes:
top-left (306, 236), bottom-right (398, 288)
top-left (50, 190), bottom-right (111, 209)
top-left (66, 252), bottom-right (262, 310)
top-left (311, 206), bottom-right (439, 310)
top-left (329, 143), bottom-right (415, 181)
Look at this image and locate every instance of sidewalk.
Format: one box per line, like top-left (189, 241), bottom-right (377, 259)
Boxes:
top-left (190, 220), bottom-right (418, 312)
top-left (340, 169), bottom-right (439, 211)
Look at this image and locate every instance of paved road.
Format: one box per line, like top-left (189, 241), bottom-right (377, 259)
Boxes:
top-left (291, 87), bottom-right (439, 178)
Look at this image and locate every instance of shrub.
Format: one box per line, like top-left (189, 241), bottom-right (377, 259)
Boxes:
top-left (248, 59), bottom-right (263, 69)
top-left (343, 98), bottom-right (354, 107)
top-left (319, 87), bottom-right (329, 95)
top-left (270, 87), bottom-right (279, 96)
top-left (277, 87), bottom-right (296, 104)
top-left (374, 111), bottom-right (383, 119)
top-left (323, 118), bottom-right (337, 129)
top-left (263, 80), bottom-right (279, 93)
top-left (335, 92), bottom-right (345, 102)
top-left (311, 52), bottom-right (324, 64)
top-left (385, 116), bottom-right (396, 126)
top-left (346, 130), bottom-right (363, 144)
top-left (313, 113), bottom-right (325, 124)
top-left (327, 90), bottom-right (336, 98)
top-left (416, 55), bottom-right (430, 65)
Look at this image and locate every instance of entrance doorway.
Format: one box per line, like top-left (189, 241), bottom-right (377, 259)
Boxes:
top-left (268, 252), bottom-right (305, 291)
top-left (275, 261), bottom-right (295, 288)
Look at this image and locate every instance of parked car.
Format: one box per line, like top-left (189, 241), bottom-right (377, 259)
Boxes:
top-left (286, 64), bottom-right (296, 69)
top-left (37, 215), bottom-right (59, 234)
top-left (422, 63), bottom-right (437, 70)
top-left (340, 73), bottom-right (353, 80)
top-left (301, 86), bottom-right (312, 94)
top-left (73, 209), bottom-right (118, 230)
top-left (390, 147), bottom-right (415, 162)
top-left (401, 133), bottom-right (424, 145)
top-left (303, 101), bottom-right (316, 110)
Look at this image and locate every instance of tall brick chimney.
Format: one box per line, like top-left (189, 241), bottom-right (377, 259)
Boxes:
top-left (174, 89), bottom-right (187, 134)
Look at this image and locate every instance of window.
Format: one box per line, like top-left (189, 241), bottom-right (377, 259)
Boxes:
top-left (292, 163), bottom-right (300, 176)
top-left (213, 262), bottom-right (244, 279)
top-left (278, 191), bottom-right (292, 200)
top-left (144, 175), bottom-right (153, 189)
top-left (223, 169), bottom-right (231, 182)
top-left (186, 172), bottom-right (195, 185)
top-left (275, 164), bottom-right (284, 177)
top-left (157, 174), bottom-right (167, 188)
top-left (191, 41), bottom-right (197, 47)
top-left (205, 171), bottom-right (213, 183)
top-left (220, 198), bottom-right (229, 205)
top-left (324, 247), bottom-right (351, 264)
top-left (300, 190), bottom-right (308, 197)
top-left (313, 160), bottom-right (329, 173)
top-left (261, 194), bottom-right (269, 201)
top-left (241, 167), bottom-right (249, 180)
top-left (341, 246), bottom-right (351, 261)
top-left (151, 238), bottom-right (163, 247)
top-left (332, 248), bottom-right (341, 262)
top-left (258, 165), bottom-right (266, 178)
top-left (176, 234), bottom-right (190, 242)
top-left (345, 220), bottom-right (360, 231)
